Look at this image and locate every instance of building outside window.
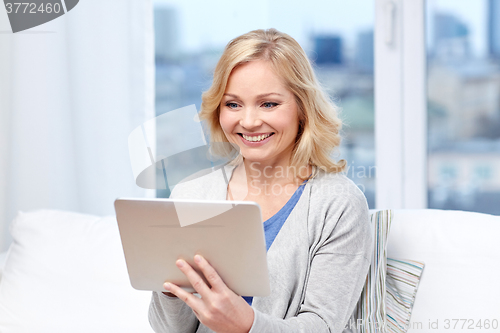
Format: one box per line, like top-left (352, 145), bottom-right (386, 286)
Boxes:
top-left (427, 0), bottom-right (500, 214)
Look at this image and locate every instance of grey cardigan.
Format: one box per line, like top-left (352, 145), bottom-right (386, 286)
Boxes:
top-left (149, 164), bottom-right (373, 333)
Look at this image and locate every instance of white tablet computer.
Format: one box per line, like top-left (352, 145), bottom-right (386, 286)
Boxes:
top-left (114, 198), bottom-right (270, 297)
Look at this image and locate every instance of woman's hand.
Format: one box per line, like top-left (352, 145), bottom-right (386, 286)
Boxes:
top-left (163, 255), bottom-right (254, 333)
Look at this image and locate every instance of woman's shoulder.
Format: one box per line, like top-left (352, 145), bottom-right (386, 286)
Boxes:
top-left (309, 167), bottom-right (367, 206)
top-left (308, 168), bottom-right (371, 249)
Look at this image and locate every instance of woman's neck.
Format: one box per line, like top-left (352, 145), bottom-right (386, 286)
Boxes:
top-left (239, 159), bottom-right (312, 187)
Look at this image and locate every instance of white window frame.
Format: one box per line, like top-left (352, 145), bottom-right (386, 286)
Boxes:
top-left (375, 0), bottom-right (427, 209)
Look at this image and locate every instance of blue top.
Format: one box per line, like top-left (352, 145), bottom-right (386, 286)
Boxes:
top-left (242, 177), bottom-right (309, 306)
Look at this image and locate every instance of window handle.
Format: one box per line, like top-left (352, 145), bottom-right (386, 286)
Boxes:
top-left (385, 0), bottom-right (396, 46)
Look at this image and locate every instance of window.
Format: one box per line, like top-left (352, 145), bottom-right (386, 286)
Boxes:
top-left (427, 0), bottom-right (500, 214)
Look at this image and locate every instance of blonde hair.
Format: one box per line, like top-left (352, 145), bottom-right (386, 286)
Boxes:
top-left (199, 28), bottom-right (346, 179)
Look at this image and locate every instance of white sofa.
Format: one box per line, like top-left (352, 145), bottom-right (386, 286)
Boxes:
top-left (0, 209), bottom-right (499, 332)
top-left (384, 210), bottom-right (500, 332)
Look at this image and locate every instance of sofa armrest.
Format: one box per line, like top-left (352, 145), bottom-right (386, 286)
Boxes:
top-left (0, 210), bottom-right (154, 332)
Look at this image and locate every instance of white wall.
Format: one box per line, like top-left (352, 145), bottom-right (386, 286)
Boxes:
top-left (0, 0), bottom-right (155, 252)
top-left (0, 8), bottom-right (13, 252)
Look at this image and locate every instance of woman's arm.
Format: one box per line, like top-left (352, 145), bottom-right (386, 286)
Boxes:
top-left (148, 291), bottom-right (200, 333)
top-left (248, 191), bottom-right (373, 333)
top-left (249, 253), bottom-right (370, 333)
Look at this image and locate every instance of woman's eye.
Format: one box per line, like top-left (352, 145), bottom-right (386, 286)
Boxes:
top-left (226, 102), bottom-right (239, 109)
top-left (262, 102), bottom-right (278, 109)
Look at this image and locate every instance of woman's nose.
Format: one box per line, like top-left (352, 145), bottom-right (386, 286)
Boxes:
top-left (239, 108), bottom-right (263, 129)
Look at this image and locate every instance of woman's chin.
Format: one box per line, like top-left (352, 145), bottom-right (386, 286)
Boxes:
top-left (241, 153), bottom-right (286, 166)
top-left (241, 154), bottom-right (269, 164)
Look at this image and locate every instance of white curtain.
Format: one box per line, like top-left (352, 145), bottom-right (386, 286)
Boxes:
top-left (0, 0), bottom-right (155, 252)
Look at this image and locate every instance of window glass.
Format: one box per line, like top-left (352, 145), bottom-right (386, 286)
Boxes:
top-left (427, 0), bottom-right (500, 214)
top-left (154, 0), bottom-right (375, 208)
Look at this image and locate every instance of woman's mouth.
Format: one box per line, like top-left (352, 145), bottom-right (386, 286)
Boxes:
top-left (240, 133), bottom-right (273, 142)
top-left (238, 132), bottom-right (274, 146)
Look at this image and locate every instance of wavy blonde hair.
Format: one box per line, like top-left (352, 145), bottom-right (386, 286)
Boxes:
top-left (199, 28), bottom-right (346, 178)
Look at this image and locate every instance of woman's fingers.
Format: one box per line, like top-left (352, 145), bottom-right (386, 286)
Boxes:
top-left (166, 255), bottom-right (254, 332)
top-left (193, 255), bottom-right (226, 293)
top-left (161, 291), bottom-right (177, 298)
top-left (163, 282), bottom-right (202, 309)
top-left (175, 259), bottom-right (212, 296)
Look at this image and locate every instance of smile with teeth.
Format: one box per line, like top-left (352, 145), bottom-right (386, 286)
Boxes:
top-left (241, 133), bottom-right (273, 142)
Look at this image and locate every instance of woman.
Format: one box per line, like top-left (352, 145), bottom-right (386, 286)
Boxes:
top-left (149, 28), bottom-right (373, 333)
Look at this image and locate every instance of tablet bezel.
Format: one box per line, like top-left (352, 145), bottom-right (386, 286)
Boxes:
top-left (114, 198), bottom-right (271, 297)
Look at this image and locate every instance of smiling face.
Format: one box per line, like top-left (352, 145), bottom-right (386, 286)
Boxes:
top-left (219, 60), bottom-right (300, 167)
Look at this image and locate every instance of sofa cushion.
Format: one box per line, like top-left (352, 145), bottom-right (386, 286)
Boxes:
top-left (0, 210), bottom-right (154, 333)
top-left (354, 210), bottom-right (391, 332)
top-left (388, 209), bottom-right (500, 330)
